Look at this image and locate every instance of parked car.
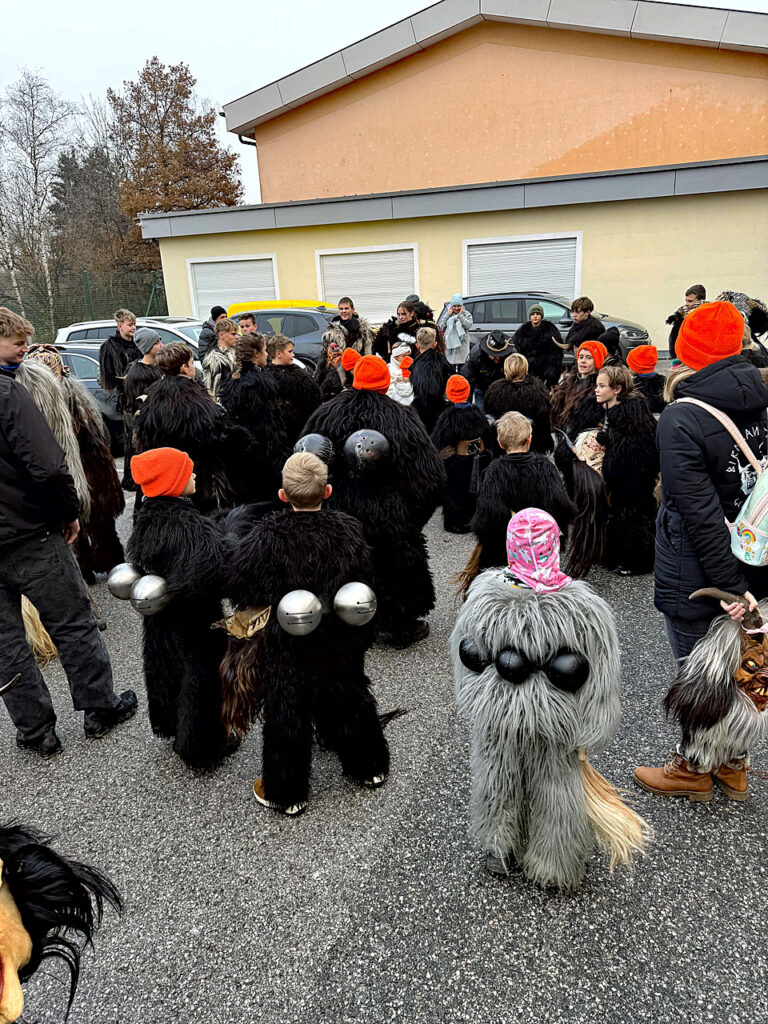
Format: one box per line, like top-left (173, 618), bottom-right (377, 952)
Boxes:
top-left (438, 292), bottom-right (650, 360)
top-left (55, 317), bottom-right (203, 357)
top-left (229, 307), bottom-right (337, 370)
top-left (54, 344), bottom-right (124, 453)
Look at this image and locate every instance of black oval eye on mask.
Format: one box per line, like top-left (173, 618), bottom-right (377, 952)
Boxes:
top-left (459, 637), bottom-right (488, 673)
top-left (495, 648), bottom-right (533, 685)
top-left (546, 650), bottom-right (589, 693)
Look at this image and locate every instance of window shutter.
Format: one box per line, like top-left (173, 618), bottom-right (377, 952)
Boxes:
top-left (467, 237), bottom-right (578, 298)
top-left (190, 259), bottom-right (276, 317)
top-left (319, 249), bottom-right (416, 323)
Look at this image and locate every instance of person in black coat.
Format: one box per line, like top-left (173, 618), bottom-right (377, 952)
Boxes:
top-left (512, 303), bottom-right (566, 386)
top-left (410, 327), bottom-right (451, 432)
top-left (196, 305), bottom-right (227, 362)
top-left (460, 330), bottom-right (513, 412)
top-left (265, 334), bottom-right (322, 444)
top-left (374, 300), bottom-right (441, 360)
top-left (98, 309), bottom-right (141, 401)
top-left (665, 285), bottom-right (706, 361)
top-left (636, 300), bottom-right (768, 799)
top-left (302, 355), bottom-right (447, 647)
top-left (627, 344), bottom-right (666, 415)
top-left (431, 375), bottom-right (493, 533)
top-left (129, 448), bottom-right (237, 770)
top-left (551, 341), bottom-right (607, 438)
top-left (563, 297), bottom-right (604, 352)
top-left (594, 365), bottom-right (659, 575)
top-left (484, 353), bottom-right (553, 453)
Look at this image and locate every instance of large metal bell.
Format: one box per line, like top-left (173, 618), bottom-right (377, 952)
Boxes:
top-left (107, 562), bottom-right (143, 600)
top-left (343, 429), bottom-right (390, 473)
top-left (294, 433), bottom-right (335, 466)
top-left (276, 590), bottom-right (323, 636)
top-left (130, 575), bottom-right (170, 616)
top-left (333, 582), bottom-right (377, 626)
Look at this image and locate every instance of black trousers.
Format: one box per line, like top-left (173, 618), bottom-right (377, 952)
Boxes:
top-left (0, 531), bottom-right (118, 741)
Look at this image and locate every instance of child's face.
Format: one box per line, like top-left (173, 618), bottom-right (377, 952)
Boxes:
top-left (275, 344), bottom-right (294, 366)
top-left (577, 350), bottom-right (595, 376)
top-left (571, 309), bottom-right (589, 323)
top-left (595, 373), bottom-right (619, 407)
top-left (181, 473), bottom-right (196, 497)
top-left (179, 357), bottom-right (196, 379)
top-left (0, 333), bottom-right (29, 366)
top-left (529, 313), bottom-right (542, 327)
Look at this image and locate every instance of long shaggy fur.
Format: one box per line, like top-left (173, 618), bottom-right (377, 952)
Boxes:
top-left (22, 597), bottom-right (57, 666)
top-left (512, 321), bottom-right (564, 387)
top-left (551, 372), bottom-right (602, 437)
top-left (484, 375), bottom-right (553, 453)
top-left (632, 372), bottom-right (666, 415)
top-left (664, 603), bottom-right (768, 770)
top-left (432, 403), bottom-right (492, 531)
top-left (555, 439), bottom-right (608, 579)
top-left (127, 497), bottom-right (233, 769)
top-left (410, 348), bottom-right (451, 433)
top-left (222, 509), bottom-right (390, 808)
top-left (265, 363), bottom-right (322, 445)
top-left (0, 821), bottom-right (121, 1014)
top-left (452, 573), bottom-right (634, 891)
top-left (219, 364), bottom-right (291, 495)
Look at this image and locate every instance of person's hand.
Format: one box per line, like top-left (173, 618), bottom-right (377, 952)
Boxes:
top-left (720, 591), bottom-right (758, 622)
top-left (62, 519), bottom-right (80, 545)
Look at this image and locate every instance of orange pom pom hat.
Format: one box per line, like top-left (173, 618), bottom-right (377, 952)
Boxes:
top-left (352, 355), bottom-right (391, 393)
top-left (341, 347), bottom-right (361, 371)
top-left (676, 301), bottom-right (744, 371)
top-left (626, 344), bottom-right (658, 374)
top-left (577, 340), bottom-right (608, 371)
top-left (131, 447), bottom-right (194, 498)
top-left (446, 374), bottom-right (471, 404)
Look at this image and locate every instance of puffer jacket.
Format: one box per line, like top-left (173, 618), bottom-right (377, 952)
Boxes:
top-left (655, 356), bottom-right (768, 624)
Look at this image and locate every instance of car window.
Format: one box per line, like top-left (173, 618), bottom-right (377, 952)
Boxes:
top-left (176, 324), bottom-right (202, 342)
top-left (63, 353), bottom-right (99, 380)
top-left (85, 327), bottom-right (111, 340)
top-left (152, 328), bottom-right (183, 345)
top-left (67, 329), bottom-right (90, 340)
top-left (290, 314), bottom-right (317, 338)
top-left (254, 314), bottom-right (286, 336)
top-left (538, 299), bottom-right (570, 322)
top-left (486, 299), bottom-right (523, 323)
top-left (467, 302), bottom-right (485, 322)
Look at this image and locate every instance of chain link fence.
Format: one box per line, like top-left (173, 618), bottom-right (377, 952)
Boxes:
top-left (0, 268), bottom-right (168, 343)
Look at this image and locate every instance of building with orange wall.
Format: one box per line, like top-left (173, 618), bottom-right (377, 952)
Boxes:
top-left (140, 0), bottom-right (768, 346)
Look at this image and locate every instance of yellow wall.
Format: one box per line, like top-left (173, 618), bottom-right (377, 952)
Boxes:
top-left (252, 21), bottom-right (768, 202)
top-left (159, 190), bottom-right (768, 348)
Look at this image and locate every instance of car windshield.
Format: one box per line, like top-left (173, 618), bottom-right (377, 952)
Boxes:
top-left (176, 324), bottom-right (202, 341)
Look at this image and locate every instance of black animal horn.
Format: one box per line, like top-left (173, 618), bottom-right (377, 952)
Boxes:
top-left (690, 589), bottom-right (764, 630)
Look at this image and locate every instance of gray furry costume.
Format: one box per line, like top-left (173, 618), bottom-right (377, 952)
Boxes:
top-left (451, 510), bottom-right (648, 890)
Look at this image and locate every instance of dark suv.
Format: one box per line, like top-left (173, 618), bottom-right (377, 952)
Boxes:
top-left (438, 292), bottom-right (650, 359)
top-left (230, 308), bottom-right (336, 370)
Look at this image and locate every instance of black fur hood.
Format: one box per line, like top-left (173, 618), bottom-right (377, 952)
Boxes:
top-left (432, 403), bottom-right (491, 450)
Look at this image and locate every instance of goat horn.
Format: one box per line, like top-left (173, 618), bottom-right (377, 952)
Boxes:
top-left (689, 588), bottom-right (746, 605)
top-left (0, 673), bottom-right (21, 696)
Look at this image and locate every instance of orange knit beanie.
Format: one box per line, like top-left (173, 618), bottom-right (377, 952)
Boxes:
top-left (131, 447), bottom-right (194, 498)
top-left (352, 355), bottom-right (391, 393)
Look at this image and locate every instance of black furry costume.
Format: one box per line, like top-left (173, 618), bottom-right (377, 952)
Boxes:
top-left (410, 347), bottom-right (451, 432)
top-left (633, 372), bottom-right (666, 415)
top-left (551, 372), bottom-right (602, 438)
top-left (431, 403), bottom-right (493, 532)
top-left (303, 390), bottom-right (446, 638)
top-left (127, 496), bottom-right (234, 769)
top-left (220, 509), bottom-right (390, 809)
top-left (472, 454), bottom-right (575, 571)
top-left (512, 320), bottom-right (564, 386)
top-left (374, 313), bottom-right (440, 360)
top-left (122, 360), bottom-right (162, 492)
top-left (0, 821), bottom-right (121, 1021)
top-left (564, 315), bottom-right (604, 351)
top-left (219, 364), bottom-right (291, 496)
top-left (265, 363), bottom-right (322, 444)
top-left (98, 332), bottom-right (141, 405)
top-left (596, 395), bottom-right (659, 574)
top-left (135, 374), bottom-right (257, 514)
top-left (484, 375), bottom-right (553, 453)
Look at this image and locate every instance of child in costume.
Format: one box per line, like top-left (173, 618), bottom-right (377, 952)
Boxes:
top-left (451, 508), bottom-right (650, 891)
top-left (220, 452), bottom-right (390, 816)
top-left (387, 344), bottom-right (414, 406)
top-left (128, 447), bottom-right (238, 770)
top-left (626, 344), bottom-right (666, 415)
top-left (511, 303), bottom-right (566, 387)
top-left (431, 374), bottom-right (492, 534)
top-left (410, 326), bottom-right (452, 433)
top-left (551, 340), bottom-right (607, 437)
top-left (265, 333), bottom-right (322, 444)
top-left (483, 353), bottom-right (553, 454)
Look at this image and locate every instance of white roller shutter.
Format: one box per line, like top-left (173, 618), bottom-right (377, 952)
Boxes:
top-left (318, 248), bottom-right (416, 323)
top-left (189, 258), bottom-right (276, 317)
top-left (467, 237), bottom-right (578, 298)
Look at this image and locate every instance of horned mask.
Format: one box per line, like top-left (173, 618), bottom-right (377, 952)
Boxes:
top-left (692, 589), bottom-right (768, 713)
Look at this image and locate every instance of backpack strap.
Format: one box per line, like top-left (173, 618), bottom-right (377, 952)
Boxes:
top-left (676, 397), bottom-right (763, 476)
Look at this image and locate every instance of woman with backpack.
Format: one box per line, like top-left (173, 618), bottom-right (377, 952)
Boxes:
top-left (635, 301), bottom-right (768, 800)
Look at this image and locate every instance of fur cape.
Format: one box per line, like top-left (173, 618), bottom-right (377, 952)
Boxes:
top-left (219, 363), bottom-right (290, 493)
top-left (202, 345), bottom-right (236, 402)
top-left (99, 333), bottom-right (142, 401)
top-left (124, 360), bottom-right (162, 414)
top-left (452, 572), bottom-right (647, 890)
top-left (410, 347), bottom-right (452, 433)
top-left (136, 374), bottom-right (258, 513)
top-left (551, 371), bottom-right (602, 437)
top-left (265, 362), bottom-right (322, 444)
top-left (314, 320), bottom-right (374, 382)
top-left (374, 315), bottom-right (442, 359)
top-left (632, 372), bottom-right (666, 415)
top-left (472, 453), bottom-right (575, 571)
top-left (484, 375), bottom-right (553, 453)
top-left (564, 315), bottom-right (604, 350)
top-left (220, 508), bottom-right (389, 808)
top-left (127, 496), bottom-right (233, 769)
top-left (432, 403), bottom-right (493, 532)
top-left (303, 390), bottom-right (447, 630)
top-left (0, 822), bottom-right (121, 1022)
top-left (596, 395), bottom-right (659, 574)
top-left (512, 320), bottom-right (564, 387)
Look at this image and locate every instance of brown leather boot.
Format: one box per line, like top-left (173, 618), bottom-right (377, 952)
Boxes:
top-left (634, 752), bottom-right (713, 801)
top-left (713, 765), bottom-right (749, 801)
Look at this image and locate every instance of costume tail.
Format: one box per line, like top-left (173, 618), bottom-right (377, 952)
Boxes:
top-left (578, 749), bottom-right (651, 870)
top-left (22, 597), bottom-right (57, 666)
top-left (219, 636), bottom-right (266, 737)
top-left (451, 542), bottom-right (483, 602)
top-left (564, 460), bottom-right (607, 578)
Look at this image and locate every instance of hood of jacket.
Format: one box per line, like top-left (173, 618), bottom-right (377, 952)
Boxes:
top-left (675, 355), bottom-right (768, 421)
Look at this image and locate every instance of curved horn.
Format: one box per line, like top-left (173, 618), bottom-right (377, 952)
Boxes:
top-left (689, 588), bottom-right (745, 604)
top-left (0, 673), bottom-right (21, 696)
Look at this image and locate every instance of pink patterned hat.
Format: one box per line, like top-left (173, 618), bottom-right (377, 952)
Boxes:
top-left (505, 508), bottom-right (572, 593)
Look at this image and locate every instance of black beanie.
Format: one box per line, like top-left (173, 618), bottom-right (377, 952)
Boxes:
top-left (211, 305), bottom-right (227, 319)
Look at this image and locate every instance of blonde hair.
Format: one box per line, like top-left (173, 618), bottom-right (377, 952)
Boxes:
top-left (503, 353), bottom-right (528, 381)
top-left (281, 452), bottom-right (328, 508)
top-left (415, 327), bottom-right (436, 349)
top-left (596, 364), bottom-right (634, 398)
top-left (664, 364), bottom-right (696, 403)
top-left (267, 333), bottom-right (294, 359)
top-left (215, 318), bottom-right (238, 336)
top-left (114, 308), bottom-right (136, 325)
top-left (496, 411), bottom-right (532, 450)
top-left (0, 306), bottom-right (34, 340)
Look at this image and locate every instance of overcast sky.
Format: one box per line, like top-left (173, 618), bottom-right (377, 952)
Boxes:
top-left (1, 0), bottom-right (765, 203)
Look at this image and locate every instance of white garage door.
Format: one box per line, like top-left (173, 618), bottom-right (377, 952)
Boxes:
top-left (318, 248), bottom-right (416, 323)
top-left (466, 236), bottom-right (579, 298)
top-left (189, 257), bottom-right (277, 317)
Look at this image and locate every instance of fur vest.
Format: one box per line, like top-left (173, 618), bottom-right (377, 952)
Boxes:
top-left (512, 320), bottom-right (564, 386)
top-left (125, 360), bottom-right (162, 414)
top-left (484, 375), bottom-right (553, 453)
top-left (203, 346), bottom-right (236, 402)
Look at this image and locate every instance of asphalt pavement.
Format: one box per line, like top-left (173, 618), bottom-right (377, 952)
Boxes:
top-left (3, 503), bottom-right (767, 1024)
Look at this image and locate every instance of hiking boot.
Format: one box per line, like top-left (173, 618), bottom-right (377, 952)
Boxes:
top-left (634, 752), bottom-right (713, 801)
top-left (713, 764), bottom-right (749, 801)
top-left (84, 690), bottom-right (138, 738)
top-left (252, 777), bottom-right (307, 817)
top-left (17, 728), bottom-right (62, 759)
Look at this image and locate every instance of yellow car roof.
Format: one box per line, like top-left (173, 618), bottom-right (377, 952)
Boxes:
top-left (227, 300), bottom-right (337, 315)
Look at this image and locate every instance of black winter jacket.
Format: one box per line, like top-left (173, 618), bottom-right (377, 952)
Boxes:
top-left (655, 356), bottom-right (768, 624)
top-left (565, 315), bottom-right (604, 351)
top-left (512, 320), bottom-right (564, 386)
top-left (99, 331), bottom-right (142, 400)
top-left (460, 344), bottom-right (505, 393)
top-left (197, 317), bottom-right (217, 362)
top-left (0, 369), bottom-right (79, 548)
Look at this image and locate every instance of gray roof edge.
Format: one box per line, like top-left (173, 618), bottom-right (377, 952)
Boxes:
top-left (223, 1), bottom-right (768, 135)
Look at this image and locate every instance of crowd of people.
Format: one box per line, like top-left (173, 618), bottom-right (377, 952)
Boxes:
top-left (2, 278), bottom-right (768, 887)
